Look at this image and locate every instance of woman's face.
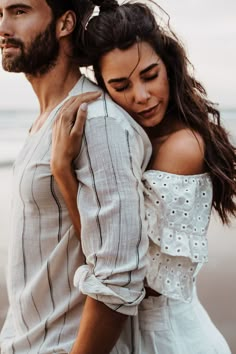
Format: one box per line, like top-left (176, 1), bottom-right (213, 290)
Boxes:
top-left (100, 41), bottom-right (170, 128)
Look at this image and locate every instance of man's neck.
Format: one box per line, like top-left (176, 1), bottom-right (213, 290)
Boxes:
top-left (27, 57), bottom-right (82, 114)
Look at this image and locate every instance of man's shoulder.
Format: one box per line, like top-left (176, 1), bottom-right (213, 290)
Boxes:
top-left (71, 75), bottom-right (151, 152)
top-left (77, 76), bottom-right (143, 132)
top-left (71, 76), bottom-right (125, 118)
top-left (74, 77), bottom-right (152, 167)
top-left (87, 94), bottom-right (127, 121)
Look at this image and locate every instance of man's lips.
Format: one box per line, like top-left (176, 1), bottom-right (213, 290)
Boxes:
top-left (1, 45), bottom-right (19, 56)
top-left (0, 38), bottom-right (21, 49)
top-left (1, 44), bottom-right (18, 49)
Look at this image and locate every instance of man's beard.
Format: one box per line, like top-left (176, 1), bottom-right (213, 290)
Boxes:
top-left (1, 19), bottom-right (60, 76)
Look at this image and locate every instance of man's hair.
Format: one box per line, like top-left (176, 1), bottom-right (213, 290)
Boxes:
top-left (45, 0), bottom-right (95, 64)
top-left (45, 0), bottom-right (74, 19)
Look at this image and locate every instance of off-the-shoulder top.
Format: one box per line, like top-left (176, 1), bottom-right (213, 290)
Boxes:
top-left (143, 170), bottom-right (213, 302)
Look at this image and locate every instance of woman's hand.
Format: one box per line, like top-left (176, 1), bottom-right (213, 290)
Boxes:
top-left (51, 91), bottom-right (101, 176)
top-left (51, 91), bottom-right (101, 238)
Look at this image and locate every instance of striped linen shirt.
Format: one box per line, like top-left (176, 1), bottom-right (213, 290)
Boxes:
top-left (0, 76), bottom-right (152, 353)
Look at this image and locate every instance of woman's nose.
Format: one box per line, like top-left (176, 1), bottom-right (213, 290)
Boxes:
top-left (133, 84), bottom-right (151, 104)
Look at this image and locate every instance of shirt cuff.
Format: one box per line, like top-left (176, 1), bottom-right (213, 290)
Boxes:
top-left (74, 265), bottom-right (145, 315)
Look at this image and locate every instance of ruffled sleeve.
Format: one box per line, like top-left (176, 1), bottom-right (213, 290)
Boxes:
top-left (143, 170), bottom-right (213, 302)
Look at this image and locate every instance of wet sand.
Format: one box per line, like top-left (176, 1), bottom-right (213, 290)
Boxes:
top-left (0, 120), bottom-right (236, 351)
top-left (198, 216), bottom-right (236, 352)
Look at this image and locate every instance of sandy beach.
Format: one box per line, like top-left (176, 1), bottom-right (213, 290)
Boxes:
top-left (0, 120), bottom-right (236, 352)
top-left (0, 167), bottom-right (11, 329)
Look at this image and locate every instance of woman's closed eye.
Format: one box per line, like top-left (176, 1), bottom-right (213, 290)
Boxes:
top-left (114, 83), bottom-right (130, 92)
top-left (111, 70), bottom-right (159, 92)
top-left (143, 73), bottom-right (158, 81)
top-left (114, 73), bottom-right (159, 92)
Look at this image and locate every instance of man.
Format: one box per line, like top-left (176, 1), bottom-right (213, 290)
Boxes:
top-left (0, 0), bottom-right (151, 353)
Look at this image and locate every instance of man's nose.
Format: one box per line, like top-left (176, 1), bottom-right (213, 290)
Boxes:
top-left (0, 14), bottom-right (14, 38)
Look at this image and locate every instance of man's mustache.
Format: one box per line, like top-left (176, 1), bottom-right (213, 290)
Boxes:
top-left (0, 37), bottom-right (23, 47)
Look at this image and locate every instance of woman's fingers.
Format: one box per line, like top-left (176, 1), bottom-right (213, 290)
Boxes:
top-left (71, 103), bottom-right (88, 137)
top-left (60, 91), bottom-right (101, 116)
top-left (52, 91), bottom-right (101, 169)
top-left (55, 91), bottom-right (101, 132)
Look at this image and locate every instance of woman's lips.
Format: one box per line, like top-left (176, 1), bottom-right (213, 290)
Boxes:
top-left (138, 104), bottom-right (159, 118)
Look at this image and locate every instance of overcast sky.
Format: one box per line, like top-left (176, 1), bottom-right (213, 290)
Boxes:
top-left (0, 0), bottom-right (235, 110)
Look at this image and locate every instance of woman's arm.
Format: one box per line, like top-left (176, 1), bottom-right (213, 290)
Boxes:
top-left (51, 92), bottom-right (101, 237)
top-left (70, 297), bottom-right (127, 354)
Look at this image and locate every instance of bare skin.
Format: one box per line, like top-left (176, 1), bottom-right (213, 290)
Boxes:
top-left (70, 297), bottom-right (127, 354)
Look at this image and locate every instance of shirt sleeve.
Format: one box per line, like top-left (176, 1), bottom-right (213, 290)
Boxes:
top-left (73, 113), bottom-right (149, 315)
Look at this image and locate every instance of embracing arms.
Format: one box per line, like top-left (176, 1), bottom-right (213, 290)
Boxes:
top-left (51, 92), bottom-right (100, 237)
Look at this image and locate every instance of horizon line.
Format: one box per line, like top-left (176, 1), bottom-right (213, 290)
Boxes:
top-left (0, 106), bottom-right (236, 112)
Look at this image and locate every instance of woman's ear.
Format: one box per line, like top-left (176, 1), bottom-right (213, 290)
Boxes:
top-left (57, 10), bottom-right (77, 38)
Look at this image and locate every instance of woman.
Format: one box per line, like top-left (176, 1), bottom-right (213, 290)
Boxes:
top-left (52, 0), bottom-right (236, 353)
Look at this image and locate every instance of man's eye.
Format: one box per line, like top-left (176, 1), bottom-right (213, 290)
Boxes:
top-left (15, 10), bottom-right (25, 15)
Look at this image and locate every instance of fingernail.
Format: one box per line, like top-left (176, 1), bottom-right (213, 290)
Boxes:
top-left (80, 102), bottom-right (88, 112)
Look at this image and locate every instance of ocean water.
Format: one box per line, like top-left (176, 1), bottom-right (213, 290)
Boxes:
top-left (0, 110), bottom-right (37, 166)
top-left (0, 108), bottom-right (235, 166)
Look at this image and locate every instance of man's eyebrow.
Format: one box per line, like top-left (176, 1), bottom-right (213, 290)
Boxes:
top-left (6, 3), bottom-right (32, 11)
top-left (107, 62), bottom-right (159, 84)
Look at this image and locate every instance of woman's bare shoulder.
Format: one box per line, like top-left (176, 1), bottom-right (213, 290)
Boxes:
top-left (151, 128), bottom-right (205, 175)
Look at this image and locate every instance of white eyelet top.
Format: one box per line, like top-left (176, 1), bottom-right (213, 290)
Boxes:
top-left (143, 170), bottom-right (213, 302)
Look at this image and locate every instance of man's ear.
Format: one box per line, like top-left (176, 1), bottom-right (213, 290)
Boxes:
top-left (57, 10), bottom-right (77, 38)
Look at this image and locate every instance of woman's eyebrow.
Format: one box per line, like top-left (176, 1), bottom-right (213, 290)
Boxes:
top-left (107, 62), bottom-right (159, 84)
top-left (140, 62), bottom-right (159, 75)
top-left (108, 77), bottom-right (128, 84)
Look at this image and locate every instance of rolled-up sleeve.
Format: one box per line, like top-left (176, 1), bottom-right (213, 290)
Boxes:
top-left (73, 111), bottom-right (150, 315)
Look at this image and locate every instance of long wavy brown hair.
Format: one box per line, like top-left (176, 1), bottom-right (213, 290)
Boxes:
top-left (77, 0), bottom-right (236, 224)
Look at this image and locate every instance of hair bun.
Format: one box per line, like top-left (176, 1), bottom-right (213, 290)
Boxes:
top-left (92, 0), bottom-right (118, 11)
